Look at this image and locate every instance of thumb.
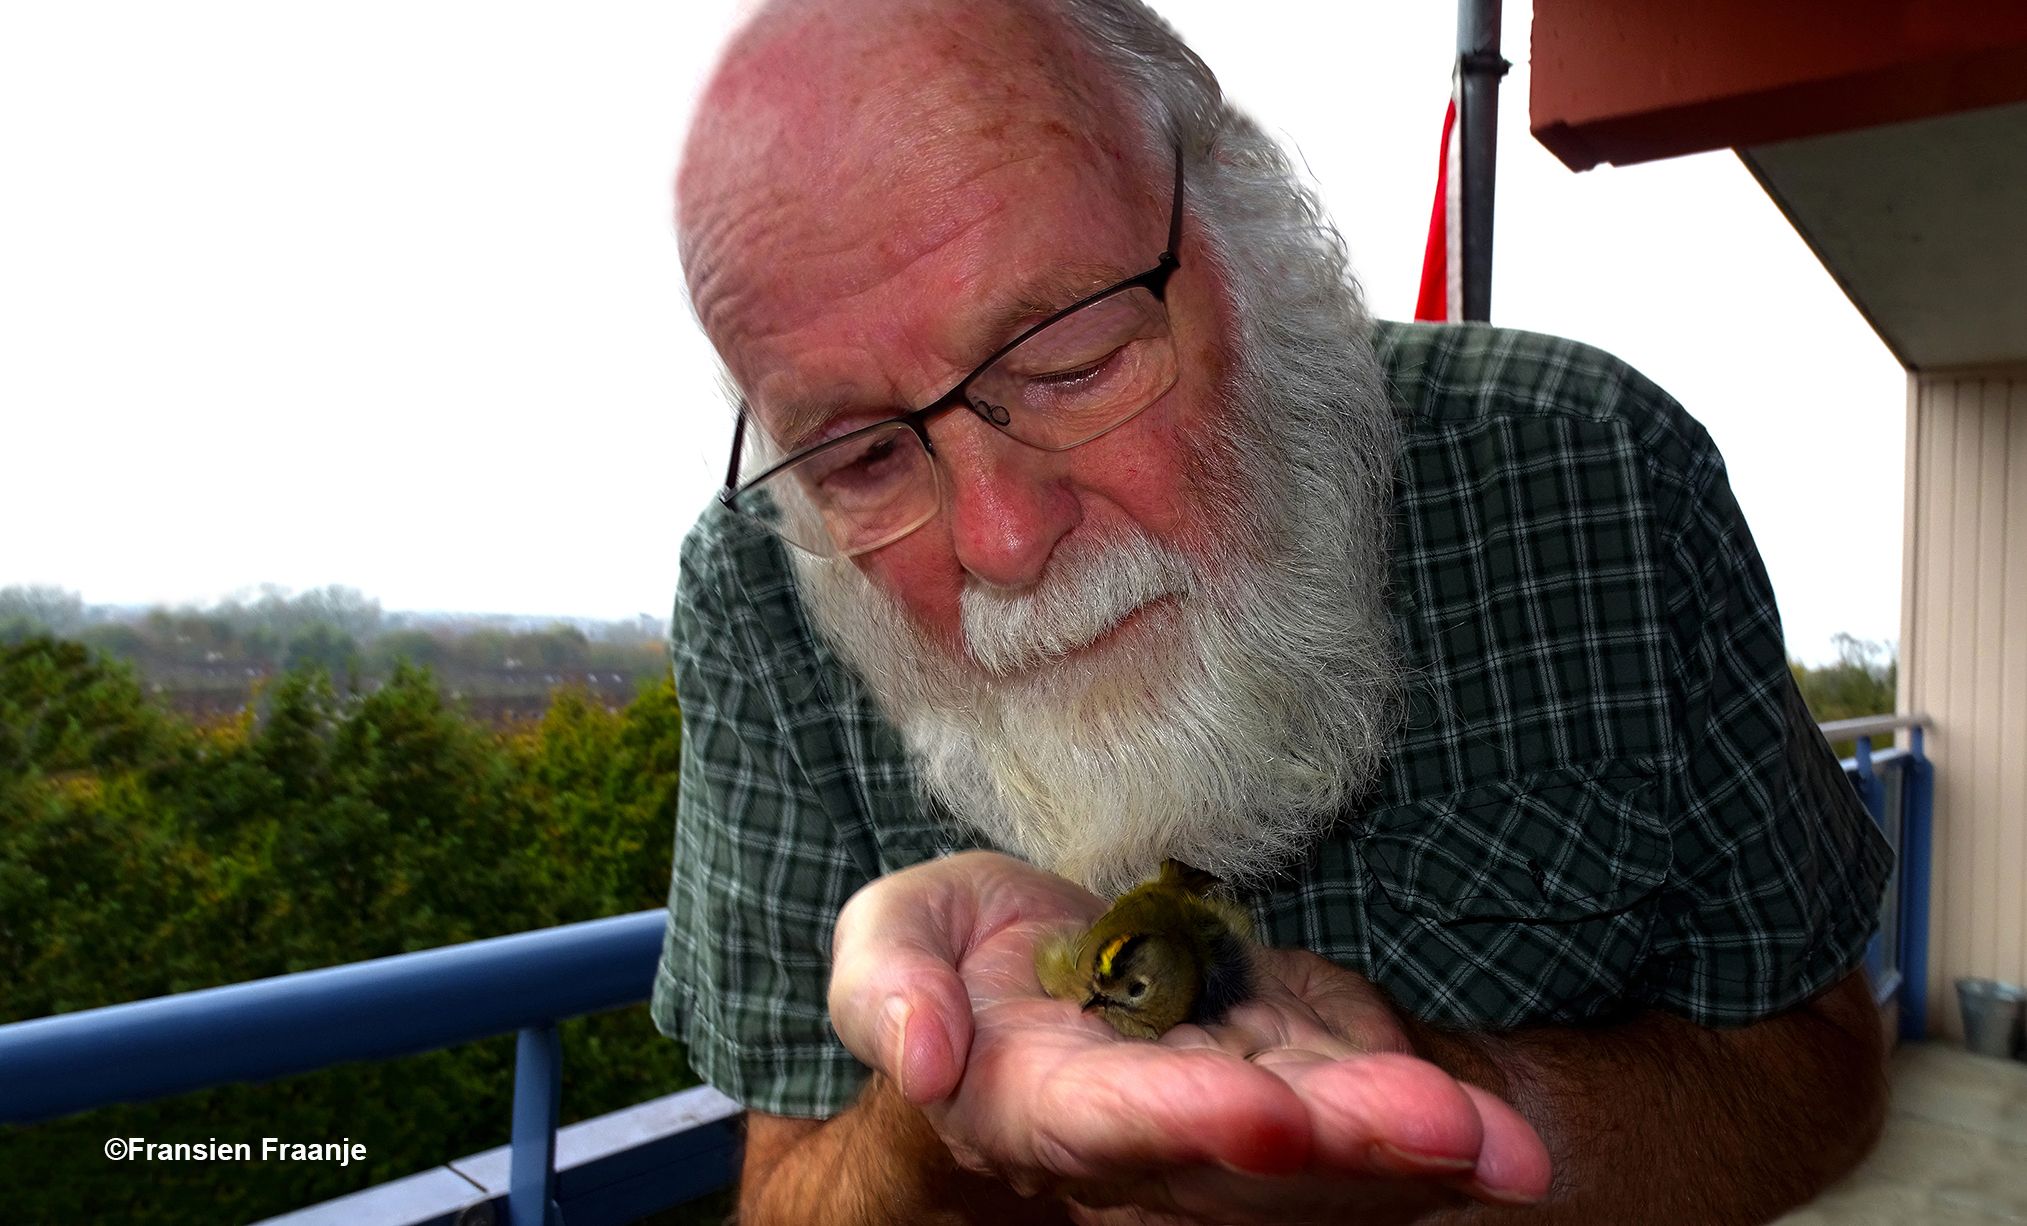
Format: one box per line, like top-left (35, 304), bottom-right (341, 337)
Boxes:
top-left (831, 949), bottom-right (974, 1104)
top-left (829, 851), bottom-right (1106, 1104)
top-left (828, 866), bottom-right (981, 1104)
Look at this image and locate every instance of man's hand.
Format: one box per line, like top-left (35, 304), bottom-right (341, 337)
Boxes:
top-left (828, 851), bottom-right (1552, 1224)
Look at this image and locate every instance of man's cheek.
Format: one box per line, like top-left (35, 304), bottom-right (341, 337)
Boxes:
top-left (855, 539), bottom-right (969, 651)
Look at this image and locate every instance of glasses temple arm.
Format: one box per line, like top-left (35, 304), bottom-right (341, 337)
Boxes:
top-left (722, 408), bottom-right (749, 496)
top-left (1164, 146), bottom-right (1184, 258)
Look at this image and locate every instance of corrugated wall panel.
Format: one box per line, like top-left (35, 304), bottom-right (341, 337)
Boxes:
top-left (1994, 382), bottom-right (2027, 992)
top-left (2000, 381), bottom-right (2027, 992)
top-left (1904, 369), bottom-right (2027, 1038)
top-left (1969, 381), bottom-right (2002, 981)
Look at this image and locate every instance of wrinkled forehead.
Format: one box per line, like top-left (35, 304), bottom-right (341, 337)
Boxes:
top-left (677, 0), bottom-right (1156, 353)
top-left (680, 0), bottom-right (1130, 218)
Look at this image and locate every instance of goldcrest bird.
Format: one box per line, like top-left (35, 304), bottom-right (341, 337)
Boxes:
top-left (1036, 859), bottom-right (1256, 1039)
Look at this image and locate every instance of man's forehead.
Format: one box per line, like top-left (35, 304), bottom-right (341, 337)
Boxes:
top-left (680, 0), bottom-right (1163, 444)
top-left (682, 2), bottom-right (1115, 208)
top-left (678, 0), bottom-right (1147, 287)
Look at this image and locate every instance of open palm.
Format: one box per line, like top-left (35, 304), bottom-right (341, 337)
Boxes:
top-left (829, 852), bottom-right (1550, 1224)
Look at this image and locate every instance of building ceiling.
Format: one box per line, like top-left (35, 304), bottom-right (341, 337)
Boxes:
top-left (1740, 100), bottom-right (2027, 371)
top-left (1529, 0), bottom-right (2027, 171)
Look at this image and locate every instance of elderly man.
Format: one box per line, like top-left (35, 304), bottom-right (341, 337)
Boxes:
top-left (651, 0), bottom-right (1894, 1222)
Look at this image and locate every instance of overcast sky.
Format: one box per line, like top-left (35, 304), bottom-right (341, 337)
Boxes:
top-left (0, 2), bottom-right (1904, 664)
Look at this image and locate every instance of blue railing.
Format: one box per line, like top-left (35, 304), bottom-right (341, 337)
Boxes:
top-left (0, 713), bottom-right (1938, 1224)
top-left (0, 910), bottom-right (736, 1226)
top-left (1822, 713), bottom-right (1934, 1040)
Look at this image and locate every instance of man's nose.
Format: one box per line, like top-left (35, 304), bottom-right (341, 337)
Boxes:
top-left (932, 411), bottom-right (1080, 588)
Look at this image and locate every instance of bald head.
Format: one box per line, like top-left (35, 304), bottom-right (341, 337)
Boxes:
top-left (685, 0), bottom-right (1130, 191)
top-left (681, 0), bottom-right (1183, 453)
top-left (689, 3), bottom-right (1175, 320)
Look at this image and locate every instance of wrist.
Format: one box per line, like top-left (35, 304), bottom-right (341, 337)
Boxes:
top-left (1401, 1016), bottom-right (1513, 1103)
top-left (857, 1075), bottom-right (1077, 1226)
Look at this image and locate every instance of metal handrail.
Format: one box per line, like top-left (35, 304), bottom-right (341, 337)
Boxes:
top-left (0, 908), bottom-right (667, 1126)
top-left (1819, 712), bottom-right (1930, 742)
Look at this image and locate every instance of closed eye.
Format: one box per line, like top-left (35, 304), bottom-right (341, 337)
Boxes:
top-left (1026, 350), bottom-right (1117, 388)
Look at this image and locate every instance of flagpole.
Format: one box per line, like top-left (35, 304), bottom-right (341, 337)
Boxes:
top-left (1456, 0), bottom-right (1510, 322)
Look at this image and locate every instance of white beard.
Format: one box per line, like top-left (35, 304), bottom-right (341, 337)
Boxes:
top-left (790, 133), bottom-right (1403, 897)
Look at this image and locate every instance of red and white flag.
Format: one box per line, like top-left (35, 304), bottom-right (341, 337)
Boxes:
top-left (1414, 98), bottom-right (1462, 322)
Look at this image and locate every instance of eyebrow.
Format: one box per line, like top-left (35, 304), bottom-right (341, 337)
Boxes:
top-left (971, 260), bottom-right (1134, 350)
top-left (764, 396), bottom-right (862, 457)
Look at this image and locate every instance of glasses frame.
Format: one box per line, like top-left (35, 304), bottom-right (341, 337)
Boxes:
top-left (718, 149), bottom-right (1187, 544)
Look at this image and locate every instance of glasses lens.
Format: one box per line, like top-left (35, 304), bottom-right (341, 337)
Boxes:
top-left (735, 420), bottom-right (939, 557)
top-left (966, 285), bottom-right (1177, 450)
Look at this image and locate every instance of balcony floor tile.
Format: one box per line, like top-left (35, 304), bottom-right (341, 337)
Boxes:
top-left (1774, 1042), bottom-right (2027, 1225)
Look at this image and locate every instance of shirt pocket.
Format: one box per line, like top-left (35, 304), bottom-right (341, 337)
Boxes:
top-left (1353, 762), bottom-right (1673, 1026)
top-left (1358, 762), bottom-right (1671, 925)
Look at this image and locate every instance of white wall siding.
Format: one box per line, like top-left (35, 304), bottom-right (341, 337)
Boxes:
top-left (1900, 366), bottom-right (2027, 1039)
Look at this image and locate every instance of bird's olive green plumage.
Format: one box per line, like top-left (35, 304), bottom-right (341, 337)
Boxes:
top-left (1036, 859), bottom-right (1256, 1039)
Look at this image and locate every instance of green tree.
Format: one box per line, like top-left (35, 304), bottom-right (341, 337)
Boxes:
top-left (1791, 633), bottom-right (1898, 758)
top-left (514, 677), bottom-right (684, 919)
top-left (282, 623), bottom-right (360, 678)
top-left (0, 643), bottom-right (702, 1224)
top-left (1, 585), bottom-right (86, 643)
top-left (371, 628), bottom-right (446, 670)
top-left (529, 623), bottom-right (591, 668)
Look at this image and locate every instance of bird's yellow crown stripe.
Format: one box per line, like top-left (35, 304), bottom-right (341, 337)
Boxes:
top-left (1096, 933), bottom-right (1134, 976)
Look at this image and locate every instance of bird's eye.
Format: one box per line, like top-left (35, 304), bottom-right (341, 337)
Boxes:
top-left (1128, 980), bottom-right (1147, 998)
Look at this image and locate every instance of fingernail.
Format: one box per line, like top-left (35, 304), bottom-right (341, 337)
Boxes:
top-left (1371, 1142), bottom-right (1475, 1176)
top-left (882, 996), bottom-right (913, 1098)
top-left (1460, 1175), bottom-right (1545, 1206)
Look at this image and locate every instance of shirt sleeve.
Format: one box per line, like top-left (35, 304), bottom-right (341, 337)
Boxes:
top-left (1635, 405), bottom-right (1894, 1026)
top-left (649, 506), bottom-right (878, 1118)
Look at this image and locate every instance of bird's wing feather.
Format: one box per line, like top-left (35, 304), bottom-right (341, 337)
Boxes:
top-left (1034, 930), bottom-right (1086, 1004)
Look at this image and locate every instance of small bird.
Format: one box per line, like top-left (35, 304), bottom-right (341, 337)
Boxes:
top-left (1036, 859), bottom-right (1256, 1039)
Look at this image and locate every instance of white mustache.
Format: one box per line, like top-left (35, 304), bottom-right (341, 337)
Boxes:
top-left (959, 529), bottom-right (1193, 675)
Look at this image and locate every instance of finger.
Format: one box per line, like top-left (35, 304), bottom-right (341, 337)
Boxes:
top-left (1452, 1083), bottom-right (1552, 1205)
top-left (1195, 994), bottom-right (1363, 1063)
top-left (1252, 948), bottom-right (1414, 1055)
top-left (828, 859), bottom-right (988, 1103)
top-left (1283, 1053), bottom-right (1488, 1174)
top-left (831, 937), bottom-right (974, 1103)
top-left (829, 851), bottom-right (1104, 1104)
top-left (954, 1041), bottom-right (1316, 1180)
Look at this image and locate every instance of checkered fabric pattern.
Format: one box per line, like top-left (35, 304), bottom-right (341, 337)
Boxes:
top-left (650, 320), bottom-right (1893, 1119)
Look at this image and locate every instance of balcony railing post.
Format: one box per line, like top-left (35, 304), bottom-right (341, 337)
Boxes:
top-left (510, 1024), bottom-right (563, 1226)
top-left (1852, 736), bottom-right (1890, 991)
top-left (1899, 727), bottom-right (1933, 1042)
top-left (1821, 714), bottom-right (1935, 1040)
top-left (1852, 735), bottom-right (1883, 820)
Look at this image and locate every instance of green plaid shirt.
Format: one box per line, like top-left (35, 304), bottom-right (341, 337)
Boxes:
top-left (652, 321), bottom-right (1892, 1118)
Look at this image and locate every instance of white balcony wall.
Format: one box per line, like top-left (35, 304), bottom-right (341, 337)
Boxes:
top-left (1901, 366), bottom-right (2027, 1039)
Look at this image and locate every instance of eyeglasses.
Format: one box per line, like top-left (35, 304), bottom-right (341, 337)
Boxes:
top-left (719, 151), bottom-right (1186, 558)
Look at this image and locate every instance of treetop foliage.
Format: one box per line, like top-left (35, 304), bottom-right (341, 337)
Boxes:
top-left (0, 636), bottom-right (696, 1224)
top-left (1791, 633), bottom-right (1898, 758)
top-left (0, 585), bottom-right (671, 728)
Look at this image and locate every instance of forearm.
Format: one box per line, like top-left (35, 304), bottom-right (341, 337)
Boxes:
top-left (1407, 971), bottom-right (1888, 1225)
top-left (739, 1073), bottom-right (1075, 1226)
